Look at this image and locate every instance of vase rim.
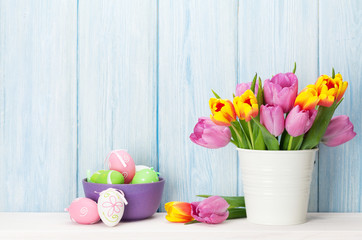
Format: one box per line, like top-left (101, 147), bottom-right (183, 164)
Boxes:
top-left (236, 148), bottom-right (319, 153)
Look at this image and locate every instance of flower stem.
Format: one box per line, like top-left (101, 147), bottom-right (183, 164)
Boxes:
top-left (247, 121), bottom-right (255, 149)
top-left (230, 124), bottom-right (243, 148)
top-left (287, 136), bottom-right (294, 150)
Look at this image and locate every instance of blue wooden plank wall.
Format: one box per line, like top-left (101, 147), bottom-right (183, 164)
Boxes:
top-left (0, 0), bottom-right (361, 212)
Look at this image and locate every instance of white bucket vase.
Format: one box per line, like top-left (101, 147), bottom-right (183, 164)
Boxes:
top-left (237, 148), bottom-right (318, 225)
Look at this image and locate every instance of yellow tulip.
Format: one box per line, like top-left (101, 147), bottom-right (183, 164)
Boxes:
top-left (294, 85), bottom-right (320, 110)
top-left (233, 90), bottom-right (258, 122)
top-left (209, 98), bottom-right (236, 126)
top-left (315, 73), bottom-right (348, 107)
top-left (165, 202), bottom-right (194, 223)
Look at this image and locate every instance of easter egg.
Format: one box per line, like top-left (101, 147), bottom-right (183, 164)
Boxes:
top-left (93, 170), bottom-right (125, 184)
top-left (90, 170), bottom-right (105, 183)
top-left (65, 198), bottom-right (100, 225)
top-left (107, 150), bottom-right (135, 184)
top-left (131, 168), bottom-right (159, 184)
top-left (135, 165), bottom-right (150, 172)
top-left (98, 188), bottom-right (128, 227)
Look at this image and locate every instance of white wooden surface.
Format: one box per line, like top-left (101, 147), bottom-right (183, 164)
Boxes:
top-left (1, 213), bottom-right (362, 240)
top-left (78, 0), bottom-right (158, 196)
top-left (0, 0), bottom-right (77, 211)
top-left (158, 0), bottom-right (238, 209)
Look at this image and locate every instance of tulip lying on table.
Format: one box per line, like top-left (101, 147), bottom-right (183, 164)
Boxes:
top-left (165, 195), bottom-right (246, 224)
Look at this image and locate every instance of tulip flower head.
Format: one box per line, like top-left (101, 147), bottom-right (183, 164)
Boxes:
top-left (263, 73), bottom-right (298, 113)
top-left (322, 115), bottom-right (356, 147)
top-left (294, 85), bottom-right (320, 110)
top-left (260, 104), bottom-right (285, 137)
top-left (209, 98), bottom-right (236, 126)
top-left (191, 196), bottom-right (229, 224)
top-left (285, 105), bottom-right (317, 137)
top-left (190, 117), bottom-right (231, 149)
top-left (236, 82), bottom-right (258, 97)
top-left (233, 90), bottom-right (259, 122)
top-left (165, 201), bottom-right (194, 223)
top-left (315, 73), bottom-right (348, 107)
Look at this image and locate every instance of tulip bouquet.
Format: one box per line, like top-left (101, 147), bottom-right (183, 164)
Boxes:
top-left (190, 65), bottom-right (356, 151)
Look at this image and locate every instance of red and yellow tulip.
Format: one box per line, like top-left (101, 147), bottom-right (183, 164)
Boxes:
top-left (294, 85), bottom-right (319, 110)
top-left (209, 98), bottom-right (236, 126)
top-left (315, 73), bottom-right (348, 107)
top-left (233, 90), bottom-right (258, 122)
top-left (165, 202), bottom-right (194, 223)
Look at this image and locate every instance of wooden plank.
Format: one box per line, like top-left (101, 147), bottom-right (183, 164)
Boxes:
top-left (77, 0), bottom-right (158, 195)
top-left (318, 0), bottom-right (362, 212)
top-left (0, 0), bottom-right (77, 211)
top-left (158, 0), bottom-right (238, 209)
top-left (2, 213), bottom-right (362, 240)
top-left (237, 0), bottom-right (319, 211)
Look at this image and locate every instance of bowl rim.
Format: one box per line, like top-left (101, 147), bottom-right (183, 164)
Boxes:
top-left (82, 177), bottom-right (165, 186)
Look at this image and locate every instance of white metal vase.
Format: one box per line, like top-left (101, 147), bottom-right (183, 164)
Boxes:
top-left (237, 148), bottom-right (318, 225)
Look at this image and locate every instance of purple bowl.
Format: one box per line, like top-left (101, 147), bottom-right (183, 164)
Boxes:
top-left (82, 177), bottom-right (165, 221)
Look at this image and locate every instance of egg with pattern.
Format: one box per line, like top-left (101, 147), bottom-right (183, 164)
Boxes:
top-left (106, 150), bottom-right (135, 184)
top-left (98, 188), bottom-right (128, 227)
top-left (65, 198), bottom-right (100, 224)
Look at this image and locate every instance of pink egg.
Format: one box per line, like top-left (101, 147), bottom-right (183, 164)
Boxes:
top-left (65, 198), bottom-right (100, 224)
top-left (107, 150), bottom-right (135, 184)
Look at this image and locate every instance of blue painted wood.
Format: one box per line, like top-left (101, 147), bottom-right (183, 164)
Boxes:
top-left (237, 0), bottom-right (319, 211)
top-left (77, 0), bottom-right (158, 196)
top-left (158, 0), bottom-right (238, 210)
top-left (0, 0), bottom-right (360, 212)
top-left (318, 0), bottom-right (362, 212)
top-left (0, 0), bottom-right (77, 211)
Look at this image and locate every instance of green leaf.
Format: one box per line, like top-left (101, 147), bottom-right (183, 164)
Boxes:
top-left (254, 129), bottom-right (266, 150)
top-left (250, 73), bottom-right (257, 93)
top-left (229, 126), bottom-right (239, 148)
top-left (300, 101), bottom-right (340, 150)
top-left (251, 118), bottom-right (279, 150)
top-left (227, 208), bottom-right (247, 219)
top-left (256, 77), bottom-right (264, 107)
top-left (196, 195), bottom-right (245, 208)
top-left (252, 122), bottom-right (266, 150)
top-left (281, 133), bottom-right (304, 150)
top-left (211, 89), bottom-right (221, 99)
top-left (231, 122), bottom-right (250, 149)
top-left (293, 62), bottom-right (297, 74)
top-left (332, 68), bottom-right (335, 78)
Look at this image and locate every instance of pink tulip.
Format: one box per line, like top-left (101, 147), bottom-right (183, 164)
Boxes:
top-left (264, 73), bottom-right (298, 113)
top-left (285, 105), bottom-right (317, 137)
top-left (190, 117), bottom-right (231, 149)
top-left (322, 115), bottom-right (356, 147)
top-left (260, 104), bottom-right (285, 137)
top-left (236, 82), bottom-right (258, 97)
top-left (191, 196), bottom-right (229, 224)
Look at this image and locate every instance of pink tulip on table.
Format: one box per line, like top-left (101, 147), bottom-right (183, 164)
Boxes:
top-left (322, 115), bottom-right (356, 147)
top-left (260, 104), bottom-right (285, 137)
top-left (236, 82), bottom-right (258, 97)
top-left (191, 196), bottom-right (229, 224)
top-left (190, 117), bottom-right (231, 149)
top-left (285, 105), bottom-right (317, 137)
top-left (264, 73), bottom-right (298, 113)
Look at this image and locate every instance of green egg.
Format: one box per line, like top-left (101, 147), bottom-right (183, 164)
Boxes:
top-left (91, 170), bottom-right (124, 184)
top-left (90, 170), bottom-right (105, 183)
top-left (131, 169), bottom-right (159, 184)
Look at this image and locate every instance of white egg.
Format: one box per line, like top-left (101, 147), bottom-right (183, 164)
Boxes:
top-left (97, 188), bottom-right (128, 227)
